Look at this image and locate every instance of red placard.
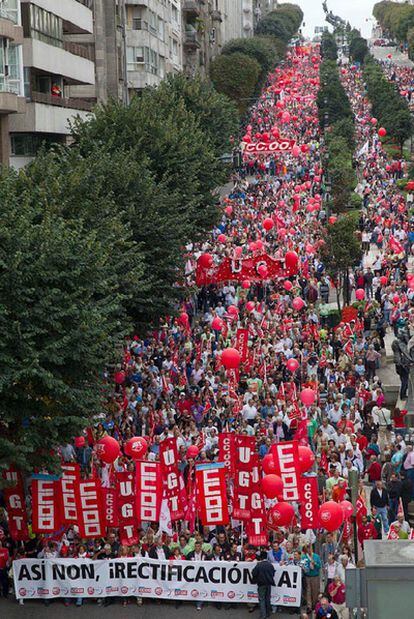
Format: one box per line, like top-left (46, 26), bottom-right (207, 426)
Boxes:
top-left (299, 475), bottom-right (319, 529)
top-left (218, 432), bottom-right (236, 477)
top-left (246, 455), bottom-right (267, 545)
top-left (59, 463), bottom-right (80, 525)
top-left (119, 524), bottom-right (139, 546)
top-left (270, 441), bottom-right (300, 501)
top-left (236, 328), bottom-right (249, 363)
top-left (159, 438), bottom-right (184, 521)
top-left (101, 487), bottom-right (118, 527)
top-left (135, 460), bottom-right (162, 523)
top-left (195, 463), bottom-right (229, 526)
top-left (116, 471), bottom-right (136, 526)
top-left (78, 479), bottom-right (105, 538)
top-left (242, 139), bottom-right (296, 154)
top-left (3, 469), bottom-right (28, 541)
top-left (232, 435), bottom-right (256, 520)
top-left (31, 478), bottom-right (61, 534)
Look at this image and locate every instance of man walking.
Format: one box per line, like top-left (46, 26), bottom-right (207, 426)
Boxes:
top-left (252, 551), bottom-right (276, 619)
top-left (370, 480), bottom-right (390, 533)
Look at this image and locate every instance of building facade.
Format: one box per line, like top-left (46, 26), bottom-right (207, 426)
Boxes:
top-left (0, 0), bottom-right (25, 164)
top-left (253, 0), bottom-right (278, 28)
top-left (125, 0), bottom-right (183, 96)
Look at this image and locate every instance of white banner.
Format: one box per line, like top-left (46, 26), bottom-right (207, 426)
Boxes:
top-left (13, 557), bottom-right (301, 607)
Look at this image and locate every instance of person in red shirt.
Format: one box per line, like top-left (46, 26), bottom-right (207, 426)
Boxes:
top-left (392, 407), bottom-right (407, 437)
top-left (0, 540), bottom-right (10, 598)
top-left (358, 515), bottom-right (377, 548)
top-left (367, 455), bottom-right (382, 483)
top-left (327, 576), bottom-right (347, 618)
top-left (355, 429), bottom-right (368, 454)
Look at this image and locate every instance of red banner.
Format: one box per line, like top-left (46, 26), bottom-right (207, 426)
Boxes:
top-left (236, 328), bottom-right (249, 363)
top-left (299, 475), bottom-right (319, 529)
top-left (159, 438), bottom-right (184, 520)
top-left (270, 441), bottom-right (300, 501)
top-left (31, 478), bottom-right (61, 534)
top-left (242, 139), bottom-right (296, 154)
top-left (135, 460), bottom-right (162, 523)
top-left (116, 471), bottom-right (136, 526)
top-left (3, 469), bottom-right (28, 541)
top-left (101, 487), bottom-right (118, 527)
top-left (218, 432), bottom-right (236, 477)
top-left (233, 435), bottom-right (256, 520)
top-left (196, 463), bottom-right (229, 526)
top-left (246, 455), bottom-right (267, 545)
top-left (196, 254), bottom-right (285, 286)
top-left (119, 524), bottom-right (140, 546)
top-left (59, 464), bottom-right (80, 525)
top-left (78, 479), bottom-right (105, 538)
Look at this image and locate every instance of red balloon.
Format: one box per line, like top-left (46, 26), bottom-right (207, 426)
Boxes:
top-left (262, 454), bottom-right (277, 475)
top-left (328, 215), bottom-right (337, 225)
top-left (292, 145), bottom-right (300, 157)
top-left (284, 280), bottom-right (293, 291)
top-left (292, 297), bottom-right (305, 311)
top-left (258, 264), bottom-right (268, 278)
top-left (225, 205), bottom-right (233, 216)
top-left (242, 279), bottom-right (250, 290)
top-left (393, 294), bottom-right (400, 304)
top-left (378, 127), bottom-right (387, 138)
top-left (217, 233), bottom-right (227, 244)
top-left (263, 217), bottom-right (274, 231)
top-left (187, 445), bottom-right (200, 459)
top-left (285, 251), bottom-right (299, 269)
top-left (179, 312), bottom-right (189, 326)
top-left (318, 501), bottom-right (345, 532)
top-left (227, 305), bottom-right (238, 316)
top-left (298, 446), bottom-right (315, 472)
top-left (221, 348), bottom-right (241, 369)
top-left (261, 474), bottom-right (284, 499)
top-left (355, 288), bottom-right (365, 301)
top-left (74, 436), bottom-right (85, 448)
top-left (199, 253), bottom-right (213, 268)
top-left (211, 316), bottom-right (224, 331)
top-left (124, 436), bottom-right (148, 460)
top-left (246, 301), bottom-right (256, 312)
top-left (370, 117), bottom-right (377, 125)
top-left (300, 388), bottom-right (316, 407)
top-left (286, 358), bottom-right (299, 372)
top-left (255, 239), bottom-right (264, 251)
top-left (96, 436), bottom-right (120, 464)
top-left (340, 500), bottom-right (353, 519)
top-left (267, 502), bottom-right (295, 529)
top-left (380, 275), bottom-right (388, 286)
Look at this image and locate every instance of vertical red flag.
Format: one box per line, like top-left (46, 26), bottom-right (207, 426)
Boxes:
top-left (246, 455), bottom-right (267, 545)
top-left (159, 437), bottom-right (184, 520)
top-left (232, 435), bottom-right (256, 520)
top-left (59, 463), bottom-right (80, 525)
top-left (101, 487), bottom-right (119, 527)
top-left (299, 475), bottom-right (319, 529)
top-left (31, 477), bottom-right (61, 534)
top-left (218, 432), bottom-right (236, 477)
top-left (270, 441), bottom-right (301, 501)
top-left (78, 479), bottom-right (105, 538)
top-left (195, 463), bottom-right (229, 526)
top-left (3, 469), bottom-right (28, 541)
top-left (116, 471), bottom-right (136, 525)
top-left (135, 460), bottom-right (162, 523)
top-left (236, 328), bottom-right (249, 362)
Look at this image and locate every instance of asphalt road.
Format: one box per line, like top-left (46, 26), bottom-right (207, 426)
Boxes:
top-left (0, 599), bottom-right (300, 619)
top-left (371, 44), bottom-right (414, 68)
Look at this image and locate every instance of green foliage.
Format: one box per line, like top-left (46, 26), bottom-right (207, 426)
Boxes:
top-left (320, 31), bottom-right (338, 60)
top-left (221, 36), bottom-right (279, 83)
top-left (407, 26), bottom-right (414, 60)
top-left (330, 117), bottom-right (355, 151)
top-left (317, 60), bottom-right (353, 129)
top-left (363, 55), bottom-right (413, 148)
top-left (349, 36), bottom-right (369, 64)
top-left (373, 1), bottom-right (414, 42)
top-left (210, 52), bottom-right (261, 114)
top-left (255, 3), bottom-right (303, 43)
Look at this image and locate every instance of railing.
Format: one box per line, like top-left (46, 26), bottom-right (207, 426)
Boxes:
top-left (0, 6), bottom-right (18, 24)
top-left (63, 41), bottom-right (95, 62)
top-left (75, 0), bottom-right (93, 8)
top-left (184, 30), bottom-right (200, 46)
top-left (0, 77), bottom-right (20, 95)
top-left (31, 91), bottom-right (94, 111)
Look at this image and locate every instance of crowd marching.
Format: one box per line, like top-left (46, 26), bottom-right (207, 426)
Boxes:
top-left (2, 42), bottom-right (414, 619)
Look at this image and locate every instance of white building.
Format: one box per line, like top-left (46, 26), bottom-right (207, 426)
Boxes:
top-left (9, 0), bottom-right (95, 168)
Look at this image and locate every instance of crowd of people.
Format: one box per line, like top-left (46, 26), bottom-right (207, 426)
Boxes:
top-left (1, 44), bottom-right (414, 619)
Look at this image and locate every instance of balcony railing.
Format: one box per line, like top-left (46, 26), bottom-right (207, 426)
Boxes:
top-left (75, 0), bottom-right (93, 8)
top-left (31, 91), bottom-right (94, 111)
top-left (63, 40), bottom-right (95, 62)
top-left (0, 6), bottom-right (18, 24)
top-left (0, 77), bottom-right (20, 95)
top-left (183, 30), bottom-right (200, 49)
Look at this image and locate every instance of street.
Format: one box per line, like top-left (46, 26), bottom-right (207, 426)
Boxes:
top-left (371, 44), bottom-right (414, 67)
top-left (0, 599), bottom-right (299, 619)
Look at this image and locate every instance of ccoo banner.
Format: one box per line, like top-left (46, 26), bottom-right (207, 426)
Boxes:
top-left (13, 558), bottom-right (301, 607)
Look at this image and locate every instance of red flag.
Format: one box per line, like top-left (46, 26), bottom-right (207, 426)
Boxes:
top-left (159, 437), bottom-right (184, 520)
top-left (218, 432), bottom-right (236, 477)
top-left (119, 524), bottom-right (139, 545)
top-left (3, 469), bottom-right (28, 541)
top-left (235, 328), bottom-right (249, 363)
top-left (233, 435), bottom-right (256, 520)
top-left (116, 471), bottom-right (136, 526)
top-left (270, 441), bottom-right (301, 501)
top-left (101, 487), bottom-right (118, 527)
top-left (196, 254), bottom-right (285, 286)
top-left (299, 475), bottom-right (319, 529)
top-left (31, 478), bottom-right (61, 534)
top-left (59, 463), bottom-right (80, 525)
top-left (78, 479), bottom-right (105, 538)
top-left (195, 463), bottom-right (229, 526)
top-left (246, 455), bottom-right (267, 545)
top-left (135, 460), bottom-right (162, 523)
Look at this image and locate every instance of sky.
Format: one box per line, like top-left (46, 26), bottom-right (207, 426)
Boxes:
top-left (295, 0), bottom-right (377, 39)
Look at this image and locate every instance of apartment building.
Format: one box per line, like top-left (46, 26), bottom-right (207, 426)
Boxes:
top-left (9, 0), bottom-right (96, 168)
top-left (253, 0), bottom-right (278, 28)
top-left (182, 0), bottom-right (254, 78)
top-left (0, 0), bottom-right (25, 164)
top-left (125, 0), bottom-right (183, 95)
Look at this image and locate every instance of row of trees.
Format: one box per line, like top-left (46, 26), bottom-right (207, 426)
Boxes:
top-left (363, 54), bottom-right (412, 151)
top-left (373, 1), bottom-right (414, 44)
top-left (317, 34), bottom-right (358, 213)
top-left (209, 3), bottom-right (303, 114)
top-left (0, 75), bottom-right (239, 473)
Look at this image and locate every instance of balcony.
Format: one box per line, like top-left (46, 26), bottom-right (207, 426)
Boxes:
top-left (0, 91), bottom-right (25, 113)
top-left (182, 1), bottom-right (200, 16)
top-left (9, 100), bottom-right (91, 134)
top-left (0, 17), bottom-right (23, 44)
top-left (63, 40), bottom-right (95, 62)
top-left (31, 91), bottom-right (94, 112)
top-left (21, 0), bottom-right (93, 35)
top-left (23, 39), bottom-right (95, 85)
top-left (183, 30), bottom-right (200, 51)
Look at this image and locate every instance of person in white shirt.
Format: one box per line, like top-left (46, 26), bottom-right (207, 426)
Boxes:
top-left (390, 514), bottom-right (410, 534)
top-left (242, 400), bottom-right (258, 423)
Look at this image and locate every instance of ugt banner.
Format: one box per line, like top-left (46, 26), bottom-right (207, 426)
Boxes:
top-left (13, 557), bottom-right (301, 607)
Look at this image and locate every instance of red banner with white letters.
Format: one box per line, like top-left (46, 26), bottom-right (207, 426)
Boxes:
top-left (59, 463), bottom-right (80, 525)
top-left (241, 139), bottom-right (296, 155)
top-left (101, 487), bottom-right (118, 527)
top-left (246, 455), bottom-right (267, 545)
top-left (196, 463), bottom-right (229, 526)
top-left (135, 461), bottom-right (162, 523)
top-left (299, 475), bottom-right (319, 529)
top-left (236, 328), bottom-right (249, 363)
top-left (116, 471), bottom-right (136, 526)
top-left (160, 437), bottom-right (184, 521)
top-left (78, 479), bottom-right (105, 538)
top-left (270, 441), bottom-right (300, 502)
top-left (31, 478), bottom-right (61, 534)
top-left (218, 432), bottom-right (236, 477)
top-left (196, 254), bottom-right (285, 286)
top-left (3, 469), bottom-right (29, 541)
top-left (232, 435), bottom-right (256, 520)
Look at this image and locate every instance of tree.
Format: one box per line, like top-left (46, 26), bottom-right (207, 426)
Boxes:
top-left (221, 36), bottom-right (279, 83)
top-left (320, 31), bottom-right (338, 60)
top-left (349, 36), bottom-right (369, 64)
top-left (210, 52), bottom-right (261, 114)
top-left (255, 4), bottom-right (303, 43)
top-left (0, 168), bottom-right (129, 474)
top-left (321, 212), bottom-right (362, 309)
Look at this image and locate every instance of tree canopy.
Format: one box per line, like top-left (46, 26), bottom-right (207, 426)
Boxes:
top-left (255, 3), bottom-right (303, 43)
top-left (210, 52), bottom-right (262, 115)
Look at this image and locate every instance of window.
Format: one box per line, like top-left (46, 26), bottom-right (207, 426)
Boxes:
top-left (127, 46), bottom-right (145, 70)
top-left (158, 17), bottom-right (164, 41)
top-left (29, 5), bottom-right (63, 48)
top-left (11, 133), bottom-right (62, 157)
top-left (0, 37), bottom-right (21, 94)
top-left (148, 10), bottom-right (157, 35)
top-left (172, 38), bottom-right (178, 57)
